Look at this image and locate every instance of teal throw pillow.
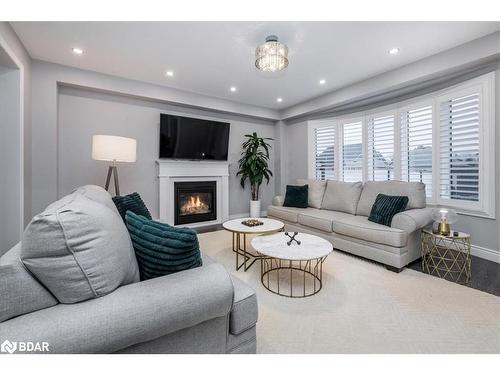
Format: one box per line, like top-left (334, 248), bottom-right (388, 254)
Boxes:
top-left (283, 185), bottom-right (309, 208)
top-left (368, 194), bottom-right (409, 227)
top-left (113, 192), bottom-right (152, 222)
top-left (125, 211), bottom-right (202, 280)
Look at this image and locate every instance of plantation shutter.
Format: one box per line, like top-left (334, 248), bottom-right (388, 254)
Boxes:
top-left (439, 93), bottom-right (480, 202)
top-left (400, 105), bottom-right (433, 197)
top-left (367, 114), bottom-right (395, 181)
top-left (341, 121), bottom-right (363, 182)
top-left (314, 126), bottom-right (335, 180)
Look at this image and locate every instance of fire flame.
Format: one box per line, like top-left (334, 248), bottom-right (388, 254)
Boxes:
top-left (180, 194), bottom-right (210, 215)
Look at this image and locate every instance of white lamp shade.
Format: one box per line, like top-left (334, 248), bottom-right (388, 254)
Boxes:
top-left (92, 135), bottom-right (137, 163)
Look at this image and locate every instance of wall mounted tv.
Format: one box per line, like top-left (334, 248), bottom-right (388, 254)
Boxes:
top-left (159, 114), bottom-right (230, 160)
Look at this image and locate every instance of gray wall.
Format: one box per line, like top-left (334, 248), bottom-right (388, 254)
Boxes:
top-left (281, 71), bottom-right (500, 259)
top-left (0, 67), bottom-right (21, 254)
top-left (34, 69), bottom-right (276, 218)
top-left (0, 22), bottom-right (31, 255)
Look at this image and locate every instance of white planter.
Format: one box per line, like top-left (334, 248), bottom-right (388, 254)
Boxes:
top-left (250, 200), bottom-right (261, 218)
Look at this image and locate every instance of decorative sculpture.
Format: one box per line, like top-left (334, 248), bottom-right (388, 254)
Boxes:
top-left (285, 232), bottom-right (301, 246)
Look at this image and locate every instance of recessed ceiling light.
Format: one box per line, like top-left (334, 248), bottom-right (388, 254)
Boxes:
top-left (166, 70), bottom-right (174, 77)
top-left (72, 47), bottom-right (84, 55)
top-left (389, 47), bottom-right (400, 55)
top-left (276, 97), bottom-right (283, 103)
top-left (230, 86), bottom-right (237, 92)
top-left (319, 79), bottom-right (326, 85)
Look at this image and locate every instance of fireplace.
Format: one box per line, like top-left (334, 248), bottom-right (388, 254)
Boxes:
top-left (174, 181), bottom-right (217, 225)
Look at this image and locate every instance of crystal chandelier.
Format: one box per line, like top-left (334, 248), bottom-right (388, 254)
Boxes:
top-left (255, 35), bottom-right (289, 72)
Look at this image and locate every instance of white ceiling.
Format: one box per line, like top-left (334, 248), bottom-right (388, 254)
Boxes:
top-left (11, 21), bottom-right (500, 110)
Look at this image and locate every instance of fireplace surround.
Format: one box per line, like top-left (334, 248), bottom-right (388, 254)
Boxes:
top-left (157, 160), bottom-right (229, 227)
top-left (174, 181), bottom-right (217, 225)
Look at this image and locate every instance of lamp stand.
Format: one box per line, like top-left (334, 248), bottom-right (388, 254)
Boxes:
top-left (104, 163), bottom-right (120, 196)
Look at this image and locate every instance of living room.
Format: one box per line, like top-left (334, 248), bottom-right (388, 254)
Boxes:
top-left (0, 1), bottom-right (499, 372)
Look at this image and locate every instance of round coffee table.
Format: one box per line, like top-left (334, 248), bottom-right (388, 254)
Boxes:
top-left (251, 232), bottom-right (333, 298)
top-left (222, 218), bottom-right (284, 271)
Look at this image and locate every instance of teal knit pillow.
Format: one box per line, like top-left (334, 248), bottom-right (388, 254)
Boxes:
top-left (368, 194), bottom-right (409, 227)
top-left (283, 185), bottom-right (309, 208)
top-left (125, 211), bottom-right (202, 280)
top-left (112, 192), bottom-right (152, 222)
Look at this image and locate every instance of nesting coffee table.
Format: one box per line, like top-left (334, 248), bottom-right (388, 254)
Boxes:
top-left (222, 218), bottom-right (284, 271)
top-left (252, 232), bottom-right (333, 298)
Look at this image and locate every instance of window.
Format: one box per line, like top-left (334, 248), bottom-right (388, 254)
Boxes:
top-left (400, 105), bottom-right (433, 197)
top-left (308, 73), bottom-right (495, 217)
top-left (314, 126), bottom-right (336, 180)
top-left (341, 121), bottom-right (363, 182)
top-left (367, 114), bottom-right (395, 181)
top-left (439, 93), bottom-right (480, 203)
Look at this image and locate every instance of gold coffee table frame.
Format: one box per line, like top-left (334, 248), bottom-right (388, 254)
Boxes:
top-left (222, 219), bottom-right (285, 272)
top-left (421, 228), bottom-right (471, 284)
top-left (261, 256), bottom-right (328, 298)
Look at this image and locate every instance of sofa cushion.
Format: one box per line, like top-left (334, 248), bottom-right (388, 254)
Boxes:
top-left (126, 211), bottom-right (202, 280)
top-left (21, 192), bottom-right (140, 304)
top-left (0, 243), bottom-right (58, 323)
top-left (356, 181), bottom-right (426, 216)
top-left (283, 184), bottom-right (309, 208)
top-left (113, 192), bottom-right (152, 222)
top-left (368, 194), bottom-right (409, 226)
top-left (267, 205), bottom-right (310, 223)
top-left (332, 215), bottom-right (408, 247)
top-left (297, 209), bottom-right (353, 233)
top-left (229, 275), bottom-right (258, 335)
top-left (74, 185), bottom-right (121, 217)
top-left (297, 179), bottom-right (327, 208)
top-left (321, 180), bottom-right (363, 214)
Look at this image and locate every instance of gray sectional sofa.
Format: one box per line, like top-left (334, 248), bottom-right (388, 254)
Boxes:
top-left (0, 185), bottom-right (257, 354)
top-left (268, 179), bottom-right (432, 271)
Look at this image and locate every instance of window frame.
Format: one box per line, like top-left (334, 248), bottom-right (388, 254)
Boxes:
top-left (307, 72), bottom-right (495, 218)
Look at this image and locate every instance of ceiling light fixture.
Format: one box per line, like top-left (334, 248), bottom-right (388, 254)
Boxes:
top-left (255, 35), bottom-right (289, 73)
top-left (166, 70), bottom-right (174, 77)
top-left (389, 47), bottom-right (400, 55)
top-left (230, 86), bottom-right (237, 92)
top-left (72, 47), bottom-right (84, 55)
top-left (276, 97), bottom-right (283, 103)
top-left (319, 79), bottom-right (326, 85)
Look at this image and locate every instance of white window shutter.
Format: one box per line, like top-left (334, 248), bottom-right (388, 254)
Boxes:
top-left (439, 93), bottom-right (480, 202)
top-left (341, 121), bottom-right (363, 182)
top-left (367, 114), bottom-right (395, 181)
top-left (400, 106), bottom-right (433, 197)
top-left (314, 126), bottom-right (335, 180)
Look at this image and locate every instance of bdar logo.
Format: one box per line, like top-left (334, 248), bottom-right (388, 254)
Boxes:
top-left (1, 340), bottom-right (17, 354)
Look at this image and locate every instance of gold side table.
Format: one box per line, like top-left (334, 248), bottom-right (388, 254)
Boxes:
top-left (421, 228), bottom-right (471, 284)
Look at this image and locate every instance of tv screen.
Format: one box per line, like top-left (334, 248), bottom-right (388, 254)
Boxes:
top-left (159, 114), bottom-right (230, 160)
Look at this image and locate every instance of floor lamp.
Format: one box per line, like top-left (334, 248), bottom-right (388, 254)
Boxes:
top-left (92, 135), bottom-right (137, 196)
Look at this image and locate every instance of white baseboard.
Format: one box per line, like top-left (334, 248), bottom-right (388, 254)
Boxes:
top-left (471, 245), bottom-right (500, 263)
top-left (229, 211), bottom-right (268, 220)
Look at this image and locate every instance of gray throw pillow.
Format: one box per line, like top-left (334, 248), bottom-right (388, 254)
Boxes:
top-left (321, 180), bottom-right (363, 214)
top-left (297, 179), bottom-right (327, 208)
top-left (0, 243), bottom-right (58, 323)
top-left (21, 192), bottom-right (140, 304)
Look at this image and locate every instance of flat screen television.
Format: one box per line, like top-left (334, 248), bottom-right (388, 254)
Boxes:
top-left (159, 114), bottom-right (230, 160)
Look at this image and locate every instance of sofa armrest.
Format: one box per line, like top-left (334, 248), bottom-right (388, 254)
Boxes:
top-left (0, 263), bottom-right (234, 354)
top-left (272, 195), bottom-right (284, 206)
top-left (391, 208), bottom-right (433, 233)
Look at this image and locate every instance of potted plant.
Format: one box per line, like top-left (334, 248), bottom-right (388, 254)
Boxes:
top-left (237, 132), bottom-right (273, 218)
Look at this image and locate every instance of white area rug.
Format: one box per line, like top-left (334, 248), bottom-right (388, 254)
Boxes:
top-left (198, 230), bottom-right (500, 353)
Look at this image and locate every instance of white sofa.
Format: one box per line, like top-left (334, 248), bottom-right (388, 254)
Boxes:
top-left (268, 179), bottom-right (433, 272)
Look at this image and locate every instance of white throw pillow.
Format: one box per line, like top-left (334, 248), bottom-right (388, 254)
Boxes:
top-left (297, 179), bottom-right (327, 208)
top-left (321, 180), bottom-right (363, 214)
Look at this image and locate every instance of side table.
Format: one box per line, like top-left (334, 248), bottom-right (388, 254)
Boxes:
top-left (421, 228), bottom-right (471, 284)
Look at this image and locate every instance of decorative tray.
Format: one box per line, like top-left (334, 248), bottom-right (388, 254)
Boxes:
top-left (241, 219), bottom-right (264, 227)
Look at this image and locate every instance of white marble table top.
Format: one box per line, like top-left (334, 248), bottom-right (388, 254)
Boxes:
top-left (222, 218), bottom-right (284, 234)
top-left (251, 232), bottom-right (333, 261)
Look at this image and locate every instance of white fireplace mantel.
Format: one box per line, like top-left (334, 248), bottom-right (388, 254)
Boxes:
top-left (157, 160), bottom-right (229, 227)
